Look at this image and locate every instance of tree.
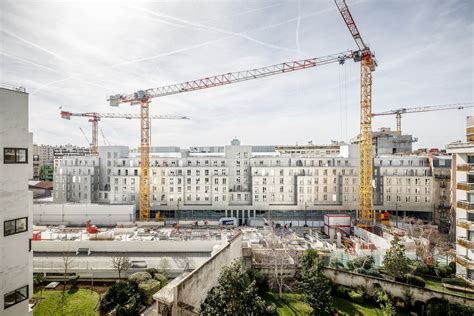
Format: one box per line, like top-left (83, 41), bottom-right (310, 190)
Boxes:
top-left (33, 273), bottom-right (45, 300)
top-left (61, 252), bottom-right (73, 295)
top-left (383, 235), bottom-right (409, 280)
top-left (267, 234), bottom-right (294, 298)
top-left (375, 289), bottom-right (396, 316)
top-left (299, 250), bottom-right (333, 316)
top-left (159, 257), bottom-right (171, 277)
top-left (112, 255), bottom-right (131, 279)
top-left (200, 260), bottom-right (272, 315)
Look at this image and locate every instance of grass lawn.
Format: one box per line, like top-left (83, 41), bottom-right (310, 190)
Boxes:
top-left (263, 292), bottom-right (410, 316)
top-left (34, 289), bottom-right (100, 316)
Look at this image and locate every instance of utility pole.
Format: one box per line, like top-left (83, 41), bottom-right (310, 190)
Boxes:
top-left (396, 202), bottom-right (399, 228)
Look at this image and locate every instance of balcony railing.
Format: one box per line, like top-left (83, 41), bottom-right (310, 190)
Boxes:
top-left (457, 218), bottom-right (474, 230)
top-left (457, 200), bottom-right (474, 210)
top-left (456, 255), bottom-right (474, 269)
top-left (457, 182), bottom-right (474, 191)
top-left (457, 164), bottom-right (474, 172)
top-left (457, 237), bottom-right (474, 249)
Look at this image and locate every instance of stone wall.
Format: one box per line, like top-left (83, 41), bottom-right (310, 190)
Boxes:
top-left (323, 267), bottom-right (473, 306)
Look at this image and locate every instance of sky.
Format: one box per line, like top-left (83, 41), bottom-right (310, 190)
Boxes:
top-left (1, 0), bottom-right (472, 150)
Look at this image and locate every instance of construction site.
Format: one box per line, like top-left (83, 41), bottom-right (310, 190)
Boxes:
top-left (1, 0), bottom-right (473, 315)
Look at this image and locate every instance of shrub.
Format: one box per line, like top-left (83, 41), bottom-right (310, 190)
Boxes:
top-left (146, 268), bottom-right (159, 278)
top-left (68, 275), bottom-right (80, 290)
top-left (347, 255), bottom-right (374, 271)
top-left (153, 273), bottom-right (168, 285)
top-left (364, 269), bottom-right (383, 278)
top-left (406, 274), bottom-right (425, 287)
top-left (435, 265), bottom-right (452, 278)
top-left (442, 277), bottom-right (471, 288)
top-left (128, 271), bottom-right (152, 283)
top-left (335, 285), bottom-right (350, 297)
top-left (139, 279), bottom-right (162, 305)
top-left (100, 281), bottom-right (131, 313)
top-left (348, 290), bottom-right (364, 304)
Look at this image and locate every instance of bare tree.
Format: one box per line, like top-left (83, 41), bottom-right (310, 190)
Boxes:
top-left (267, 234), bottom-right (294, 298)
top-left (62, 252), bottom-right (74, 295)
top-left (111, 255), bottom-right (131, 280)
top-left (159, 257), bottom-right (172, 276)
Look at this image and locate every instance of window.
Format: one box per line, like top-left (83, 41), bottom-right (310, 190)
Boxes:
top-left (4, 217), bottom-right (27, 236)
top-left (4, 285), bottom-right (28, 309)
top-left (4, 148), bottom-right (28, 164)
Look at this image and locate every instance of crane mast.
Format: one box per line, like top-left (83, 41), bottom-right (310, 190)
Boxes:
top-left (335, 0), bottom-right (377, 228)
top-left (372, 102), bottom-right (474, 135)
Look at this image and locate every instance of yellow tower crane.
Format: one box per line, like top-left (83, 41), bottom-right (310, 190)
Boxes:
top-left (109, 0), bottom-right (374, 224)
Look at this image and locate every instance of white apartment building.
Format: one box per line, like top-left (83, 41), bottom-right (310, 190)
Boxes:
top-left (447, 116), bottom-right (474, 284)
top-left (54, 137), bottom-right (443, 225)
top-left (0, 86), bottom-right (33, 315)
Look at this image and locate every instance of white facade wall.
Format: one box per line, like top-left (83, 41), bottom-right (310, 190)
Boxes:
top-left (0, 87), bottom-right (33, 316)
top-left (33, 203), bottom-right (134, 226)
top-left (53, 141), bottom-right (441, 223)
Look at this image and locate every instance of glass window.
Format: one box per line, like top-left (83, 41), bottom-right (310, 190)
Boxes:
top-left (4, 285), bottom-right (29, 309)
top-left (4, 217), bottom-right (28, 236)
top-left (4, 148), bottom-right (28, 164)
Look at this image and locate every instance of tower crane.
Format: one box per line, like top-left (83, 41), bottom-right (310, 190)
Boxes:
top-left (335, 0), bottom-right (377, 228)
top-left (108, 0), bottom-right (374, 224)
top-left (372, 102), bottom-right (474, 136)
top-left (60, 110), bottom-right (189, 156)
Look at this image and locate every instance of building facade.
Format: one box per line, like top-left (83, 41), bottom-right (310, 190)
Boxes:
top-left (447, 116), bottom-right (474, 285)
top-left (32, 144), bottom-right (91, 179)
top-left (0, 86), bottom-right (33, 315)
top-left (54, 135), bottom-right (445, 225)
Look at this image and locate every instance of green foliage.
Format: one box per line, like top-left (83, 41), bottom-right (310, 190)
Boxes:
top-left (405, 274), bottom-right (425, 287)
top-left (348, 290), bottom-right (364, 304)
top-left (68, 275), bottom-right (80, 291)
top-left (145, 268), bottom-right (159, 277)
top-left (33, 273), bottom-right (45, 292)
top-left (200, 260), bottom-right (272, 315)
top-left (426, 298), bottom-right (474, 316)
top-left (335, 285), bottom-right (351, 297)
top-left (347, 255), bottom-right (375, 271)
top-left (247, 268), bottom-right (268, 293)
top-left (99, 280), bottom-right (146, 315)
top-left (299, 250), bottom-right (333, 316)
top-left (139, 279), bottom-right (162, 305)
top-left (328, 257), bottom-right (345, 270)
top-left (375, 289), bottom-right (396, 316)
top-left (442, 277), bottom-right (471, 287)
top-left (128, 271), bottom-right (152, 283)
top-left (383, 236), bottom-right (409, 280)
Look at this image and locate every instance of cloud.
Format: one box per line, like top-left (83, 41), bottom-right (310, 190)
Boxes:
top-left (0, 0), bottom-right (472, 149)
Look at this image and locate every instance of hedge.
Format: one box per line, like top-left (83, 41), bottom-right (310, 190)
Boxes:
top-left (406, 274), bottom-right (425, 287)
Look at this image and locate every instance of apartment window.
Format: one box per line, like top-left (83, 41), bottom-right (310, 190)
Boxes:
top-left (4, 148), bottom-right (28, 164)
top-left (4, 217), bottom-right (28, 236)
top-left (4, 285), bottom-right (28, 309)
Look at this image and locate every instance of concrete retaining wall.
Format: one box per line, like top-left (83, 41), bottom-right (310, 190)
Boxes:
top-left (33, 203), bottom-right (134, 226)
top-left (323, 267), bottom-right (473, 306)
top-left (33, 239), bottom-right (222, 253)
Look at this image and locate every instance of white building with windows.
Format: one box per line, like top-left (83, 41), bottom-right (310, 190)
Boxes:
top-left (0, 86), bottom-right (33, 315)
top-left (53, 136), bottom-right (443, 225)
top-left (447, 116), bottom-right (474, 285)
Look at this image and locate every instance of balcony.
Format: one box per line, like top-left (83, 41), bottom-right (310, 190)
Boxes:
top-left (457, 200), bottom-right (474, 210)
top-left (457, 182), bottom-right (474, 191)
top-left (457, 164), bottom-right (474, 172)
top-left (457, 237), bottom-right (474, 249)
top-left (456, 255), bottom-right (474, 270)
top-left (457, 218), bottom-right (474, 230)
